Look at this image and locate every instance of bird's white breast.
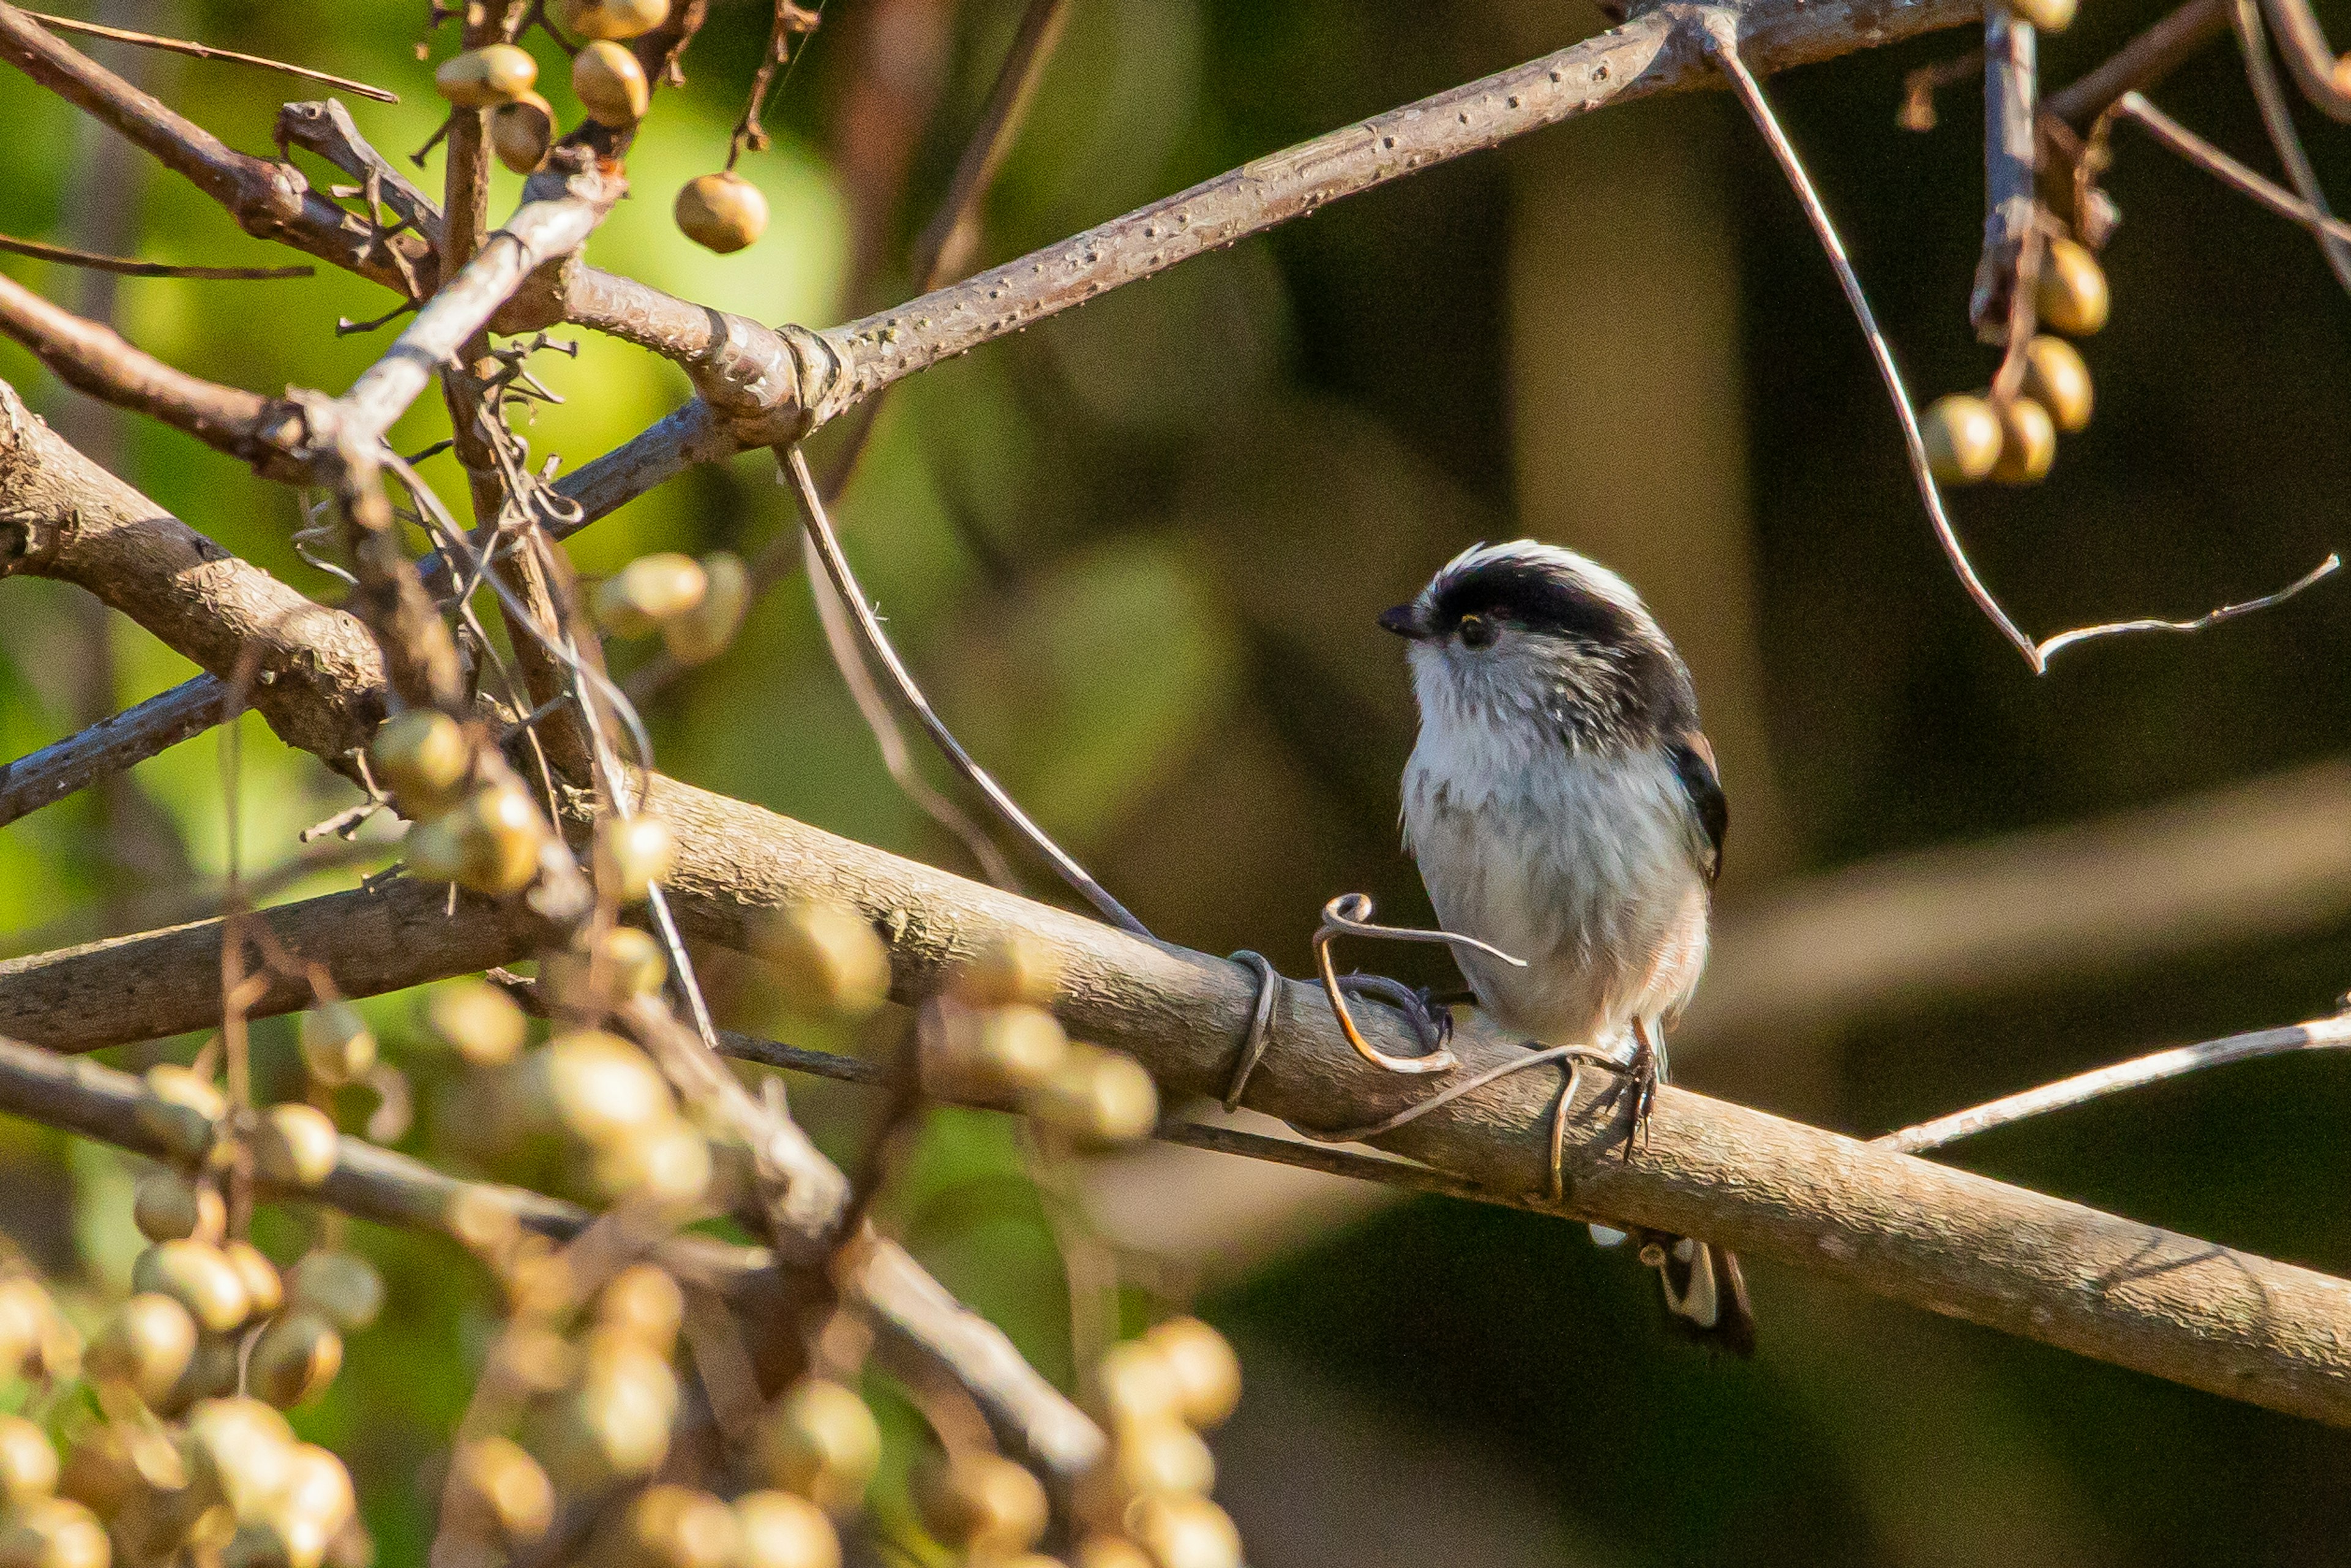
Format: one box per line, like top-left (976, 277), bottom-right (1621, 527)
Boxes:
top-left (1400, 685), bottom-right (1711, 1057)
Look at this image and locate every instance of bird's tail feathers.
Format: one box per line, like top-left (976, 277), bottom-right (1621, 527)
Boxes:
top-left (1641, 1232), bottom-right (1755, 1357)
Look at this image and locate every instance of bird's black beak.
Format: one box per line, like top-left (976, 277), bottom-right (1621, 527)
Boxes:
top-left (1379, 602), bottom-right (1433, 640)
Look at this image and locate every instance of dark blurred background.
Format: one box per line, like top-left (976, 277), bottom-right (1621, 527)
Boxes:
top-left (4, 0), bottom-right (2351, 1559)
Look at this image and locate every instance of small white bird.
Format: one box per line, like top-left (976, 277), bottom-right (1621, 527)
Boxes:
top-left (1381, 539), bottom-right (1753, 1353)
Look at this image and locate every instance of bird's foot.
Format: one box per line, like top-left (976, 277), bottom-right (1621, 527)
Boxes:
top-left (1334, 972), bottom-right (1455, 1059)
top-left (1591, 1027), bottom-right (1660, 1159)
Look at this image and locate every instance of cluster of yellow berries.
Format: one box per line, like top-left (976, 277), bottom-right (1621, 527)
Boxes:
top-left (887, 1318), bottom-right (1243, 1568)
top-left (1921, 237), bottom-right (2105, 487)
top-left (0, 1058), bottom-right (391, 1568)
top-left (372, 711), bottom-right (547, 899)
top-left (591, 551), bottom-right (751, 666)
top-left (436, 1265), bottom-right (877, 1568)
top-left (432, 0), bottom-right (770, 252)
top-left (1063, 1319), bottom-right (1245, 1568)
top-left (756, 911), bottom-right (1162, 1149)
top-left (431, 980), bottom-right (713, 1209)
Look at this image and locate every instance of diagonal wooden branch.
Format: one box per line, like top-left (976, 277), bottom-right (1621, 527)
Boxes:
top-left (1, 0), bottom-right (1996, 808)
top-left (0, 379), bottom-right (387, 763)
top-left (15, 9), bottom-right (400, 102)
top-left (0, 3), bottom-right (430, 293)
top-left (0, 679), bottom-right (228, 828)
top-left (13, 363), bottom-right (2351, 1426)
top-left (11, 765), bottom-right (2351, 1426)
top-left (489, 0), bottom-right (1994, 522)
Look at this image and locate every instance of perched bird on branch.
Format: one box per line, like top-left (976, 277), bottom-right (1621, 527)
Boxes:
top-left (1381, 541), bottom-right (1754, 1354)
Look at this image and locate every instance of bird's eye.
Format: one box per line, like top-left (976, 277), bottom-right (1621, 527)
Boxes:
top-left (1458, 614), bottom-right (1496, 649)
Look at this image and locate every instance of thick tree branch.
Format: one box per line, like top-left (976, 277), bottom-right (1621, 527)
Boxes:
top-left (13, 769), bottom-right (2351, 1427)
top-left (0, 380), bottom-right (386, 762)
top-left (531, 0), bottom-right (1989, 523)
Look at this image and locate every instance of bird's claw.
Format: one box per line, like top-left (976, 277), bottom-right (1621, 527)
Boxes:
top-left (1591, 1032), bottom-right (1660, 1158)
top-left (1335, 972), bottom-right (1454, 1057)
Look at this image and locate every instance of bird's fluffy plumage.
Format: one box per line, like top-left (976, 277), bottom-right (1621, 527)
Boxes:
top-left (1393, 541), bottom-right (1717, 1065)
top-left (1385, 539), bottom-right (1752, 1353)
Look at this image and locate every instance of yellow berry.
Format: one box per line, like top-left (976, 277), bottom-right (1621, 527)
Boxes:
top-left (1025, 1046), bottom-right (1158, 1147)
top-left (757, 1380), bottom-right (880, 1514)
top-left (285, 1253), bottom-right (383, 1333)
top-left (427, 981), bottom-right (530, 1068)
top-left (2036, 237), bottom-right (2110, 336)
top-left (490, 91), bottom-right (555, 174)
top-left (909, 1451), bottom-right (1047, 1558)
top-left (658, 553), bottom-right (749, 666)
top-left (369, 710), bottom-right (470, 815)
top-left (674, 173), bottom-right (768, 254)
top-left (86, 1294), bottom-right (197, 1403)
top-left (2007, 0), bottom-right (2076, 31)
top-left (2021, 335), bottom-right (2094, 432)
top-left (132, 1241), bottom-right (251, 1335)
top-left (754, 902), bottom-right (890, 1019)
top-left (133, 1171), bottom-right (225, 1244)
top-left (594, 553), bottom-right (708, 638)
top-left (595, 815), bottom-right (676, 904)
top-left (248, 1315), bottom-right (342, 1410)
top-left (450, 1437), bottom-right (554, 1545)
top-left (572, 40), bottom-right (650, 126)
top-left (0, 1415), bottom-right (58, 1505)
top-left (1128, 1495), bottom-right (1241, 1568)
top-left (1989, 396), bottom-right (2057, 483)
top-left (253, 1105), bottom-right (338, 1196)
top-left (436, 43), bottom-right (538, 108)
top-left (299, 1001), bottom-right (376, 1088)
top-left (1920, 394), bottom-right (2003, 485)
top-left (561, 0), bottom-right (671, 39)
top-left (733, 1491), bottom-right (839, 1568)
top-left (596, 1265), bottom-right (684, 1354)
top-left (223, 1242), bottom-right (284, 1319)
top-left (1143, 1317), bottom-right (1241, 1429)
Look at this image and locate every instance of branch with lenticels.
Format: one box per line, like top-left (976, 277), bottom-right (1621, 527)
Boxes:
top-left (0, 385), bottom-right (2342, 1427)
top-left (10, 754), bottom-right (2351, 1429)
top-left (0, 0), bottom-right (1991, 812)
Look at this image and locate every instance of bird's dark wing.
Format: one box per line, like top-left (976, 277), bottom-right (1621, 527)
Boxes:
top-left (1665, 731), bottom-right (1728, 884)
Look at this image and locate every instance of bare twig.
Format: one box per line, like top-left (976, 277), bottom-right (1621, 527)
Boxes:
top-left (2230, 0), bottom-right (2351, 294)
top-left (726, 0), bottom-right (823, 167)
top-left (1970, 4), bottom-right (2039, 340)
top-left (2029, 552), bottom-right (2341, 660)
top-left (0, 268), bottom-right (312, 478)
top-left (908, 0), bottom-right (1074, 288)
top-left (0, 679), bottom-right (228, 828)
top-left (2045, 0), bottom-right (2230, 127)
top-left (2114, 91), bottom-right (2351, 242)
top-left (1876, 1011), bottom-right (2351, 1153)
top-left (0, 231), bottom-right (312, 278)
top-left (0, 4), bottom-right (432, 293)
top-left (16, 9), bottom-right (399, 101)
top-left (2251, 0), bottom-right (2351, 120)
top-left (781, 445), bottom-right (1149, 937)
